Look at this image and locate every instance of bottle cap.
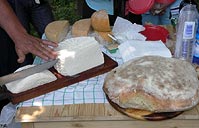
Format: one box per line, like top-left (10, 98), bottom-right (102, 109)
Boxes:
top-left (128, 0), bottom-right (155, 14)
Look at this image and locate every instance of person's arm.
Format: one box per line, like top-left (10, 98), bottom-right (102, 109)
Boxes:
top-left (0, 0), bottom-right (58, 63)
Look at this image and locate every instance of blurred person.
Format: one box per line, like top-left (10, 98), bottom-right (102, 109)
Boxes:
top-left (0, 0), bottom-right (58, 112)
top-left (142, 0), bottom-right (182, 25)
top-left (0, 0), bottom-right (57, 76)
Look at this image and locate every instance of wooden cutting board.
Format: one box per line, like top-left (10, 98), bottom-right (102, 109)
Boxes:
top-left (5, 53), bottom-right (118, 104)
top-left (106, 96), bottom-right (183, 121)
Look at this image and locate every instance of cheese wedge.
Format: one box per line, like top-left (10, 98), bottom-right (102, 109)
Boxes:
top-left (91, 10), bottom-right (111, 32)
top-left (54, 37), bottom-right (104, 76)
top-left (45, 20), bottom-right (70, 43)
top-left (71, 18), bottom-right (91, 37)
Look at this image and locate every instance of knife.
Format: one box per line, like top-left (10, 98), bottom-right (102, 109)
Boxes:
top-left (108, 34), bottom-right (122, 44)
top-left (0, 59), bottom-right (58, 86)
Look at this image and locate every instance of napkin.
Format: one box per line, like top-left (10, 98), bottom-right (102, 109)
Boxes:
top-left (118, 40), bottom-right (172, 62)
top-left (112, 17), bottom-right (146, 43)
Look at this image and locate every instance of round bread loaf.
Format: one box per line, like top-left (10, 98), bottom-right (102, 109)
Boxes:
top-left (103, 56), bottom-right (199, 112)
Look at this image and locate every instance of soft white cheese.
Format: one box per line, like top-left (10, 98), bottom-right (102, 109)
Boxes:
top-left (54, 37), bottom-right (104, 76)
top-left (6, 65), bottom-right (57, 93)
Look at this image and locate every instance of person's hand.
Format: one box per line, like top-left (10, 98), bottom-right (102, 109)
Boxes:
top-left (13, 32), bottom-right (58, 63)
top-left (150, 3), bottom-right (169, 15)
top-left (0, 0), bottom-right (58, 63)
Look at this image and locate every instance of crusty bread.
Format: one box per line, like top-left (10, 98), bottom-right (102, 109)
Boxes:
top-left (103, 56), bottom-right (199, 112)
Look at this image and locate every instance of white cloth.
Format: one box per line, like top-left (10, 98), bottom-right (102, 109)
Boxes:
top-left (0, 103), bottom-right (21, 128)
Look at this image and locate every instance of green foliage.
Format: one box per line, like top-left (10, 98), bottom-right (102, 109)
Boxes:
top-left (31, 0), bottom-right (81, 37)
top-left (49, 0), bottom-right (81, 24)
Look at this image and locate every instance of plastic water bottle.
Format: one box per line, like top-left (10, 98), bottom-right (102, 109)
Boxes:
top-left (179, 0), bottom-right (198, 11)
top-left (174, 4), bottom-right (198, 62)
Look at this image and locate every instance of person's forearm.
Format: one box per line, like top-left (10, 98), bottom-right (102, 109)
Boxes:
top-left (0, 0), bottom-right (27, 42)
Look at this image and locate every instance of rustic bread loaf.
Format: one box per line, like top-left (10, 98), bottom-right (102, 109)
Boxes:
top-left (103, 56), bottom-right (199, 112)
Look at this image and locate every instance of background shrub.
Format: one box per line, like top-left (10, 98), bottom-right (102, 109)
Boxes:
top-left (31, 0), bottom-right (81, 37)
top-left (49, 0), bottom-right (81, 23)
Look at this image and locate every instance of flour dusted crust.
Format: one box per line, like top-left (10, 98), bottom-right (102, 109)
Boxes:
top-left (103, 56), bottom-right (199, 112)
top-left (6, 65), bottom-right (57, 94)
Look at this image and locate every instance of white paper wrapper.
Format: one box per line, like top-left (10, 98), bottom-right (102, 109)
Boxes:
top-left (118, 40), bottom-right (172, 62)
top-left (112, 17), bottom-right (146, 43)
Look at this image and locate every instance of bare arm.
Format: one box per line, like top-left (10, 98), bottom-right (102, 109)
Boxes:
top-left (0, 0), bottom-right (57, 63)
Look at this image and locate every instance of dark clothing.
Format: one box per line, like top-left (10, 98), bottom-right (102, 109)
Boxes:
top-left (8, 0), bottom-right (54, 37)
top-left (0, 0), bottom-right (54, 111)
top-left (114, 0), bottom-right (142, 25)
top-left (124, 12), bottom-right (142, 25)
top-left (0, 0), bottom-right (54, 77)
top-left (0, 28), bottom-right (19, 77)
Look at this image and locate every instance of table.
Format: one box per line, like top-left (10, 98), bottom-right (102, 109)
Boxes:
top-left (15, 39), bottom-right (199, 128)
top-left (16, 103), bottom-right (199, 128)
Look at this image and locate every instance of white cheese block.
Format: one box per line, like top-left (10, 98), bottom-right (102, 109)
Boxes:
top-left (54, 37), bottom-right (104, 76)
top-left (5, 65), bottom-right (57, 93)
